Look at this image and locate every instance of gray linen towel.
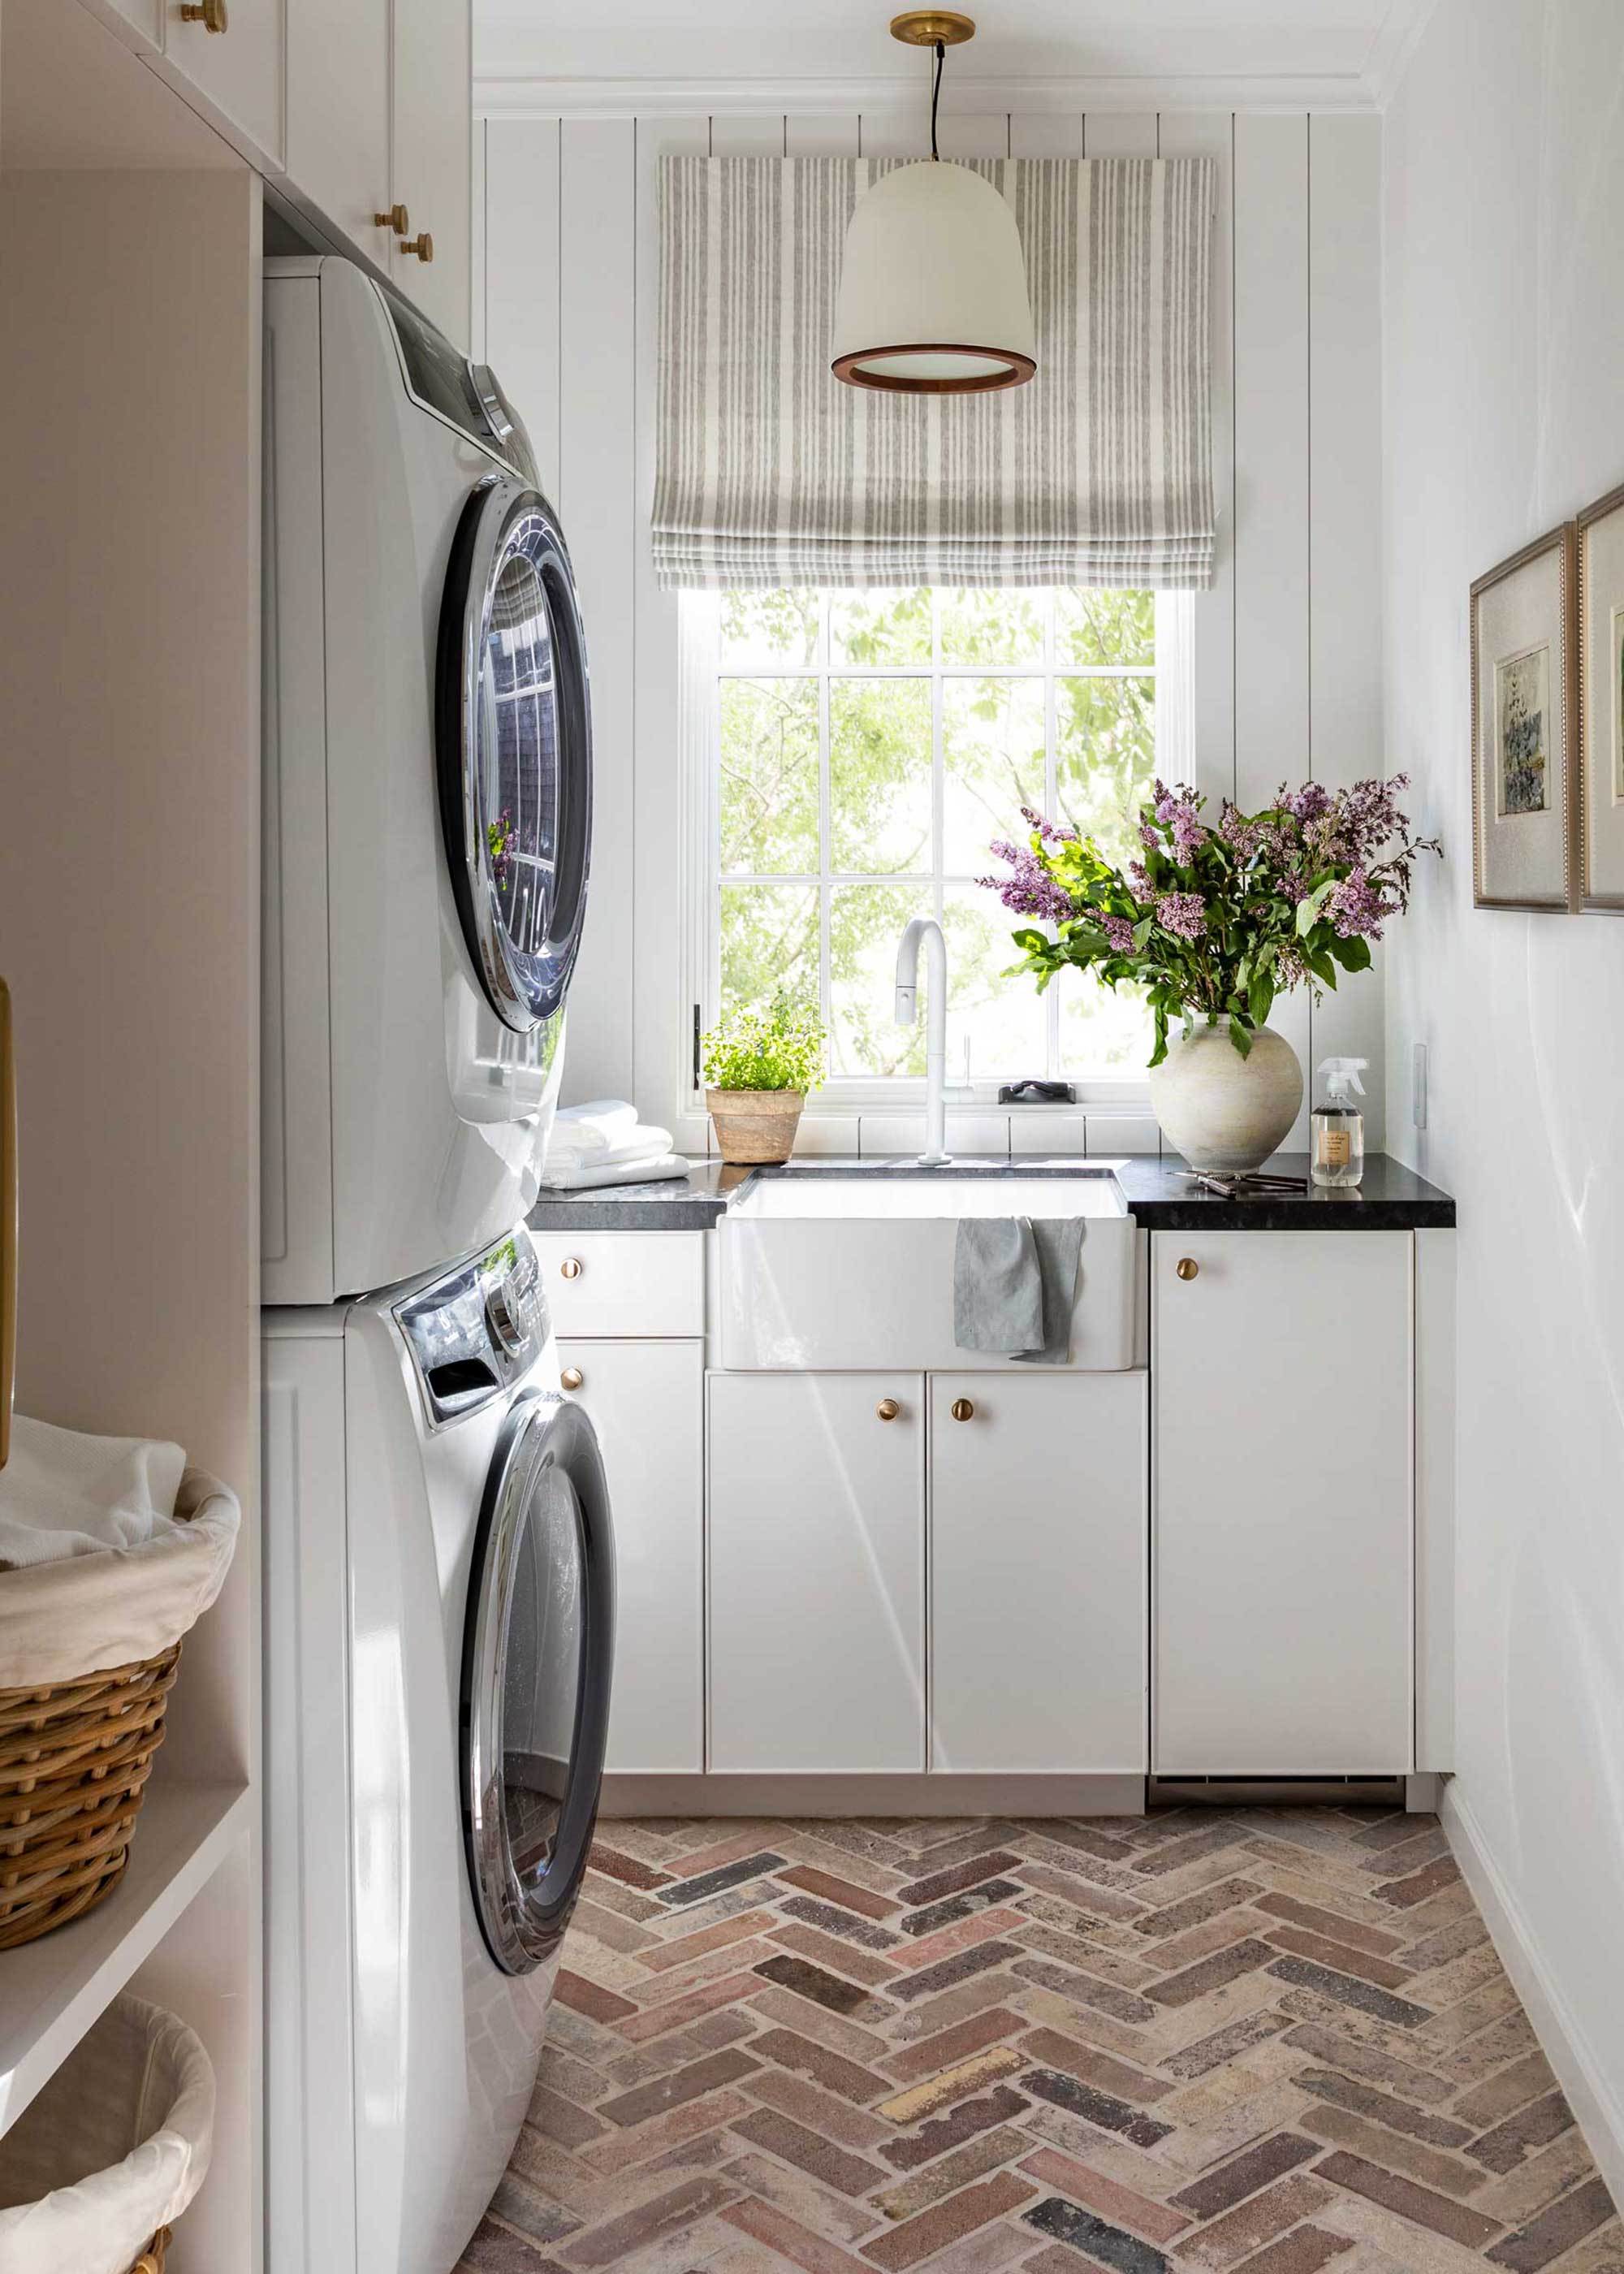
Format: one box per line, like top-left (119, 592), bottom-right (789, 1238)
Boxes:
top-left (953, 1217), bottom-right (1084, 1364)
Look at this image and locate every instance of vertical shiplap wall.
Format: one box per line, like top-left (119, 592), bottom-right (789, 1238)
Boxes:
top-left (477, 106), bottom-right (1384, 1141)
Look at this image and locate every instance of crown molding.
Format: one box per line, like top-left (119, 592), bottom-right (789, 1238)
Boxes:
top-left (473, 71), bottom-right (1387, 119)
top-left (1360, 0), bottom-right (1440, 110)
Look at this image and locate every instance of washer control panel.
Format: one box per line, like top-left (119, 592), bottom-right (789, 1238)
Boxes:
top-left (394, 1226), bottom-right (550, 1427)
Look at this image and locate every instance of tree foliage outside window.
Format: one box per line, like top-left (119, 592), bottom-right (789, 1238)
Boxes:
top-left (716, 587), bottom-right (1160, 1083)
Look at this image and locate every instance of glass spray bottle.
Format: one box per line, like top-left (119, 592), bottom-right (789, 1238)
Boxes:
top-left (1311, 1057), bottom-right (1367, 1188)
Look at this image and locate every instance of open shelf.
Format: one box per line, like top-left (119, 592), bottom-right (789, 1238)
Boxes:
top-left (0, 1777), bottom-right (252, 2133)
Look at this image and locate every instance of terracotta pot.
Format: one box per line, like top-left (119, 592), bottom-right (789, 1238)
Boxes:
top-left (706, 1087), bottom-right (805, 1165)
top-left (1147, 1023), bottom-right (1302, 1174)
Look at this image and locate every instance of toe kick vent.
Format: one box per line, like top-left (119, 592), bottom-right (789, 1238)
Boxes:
top-left (1149, 1774), bottom-right (1406, 1809)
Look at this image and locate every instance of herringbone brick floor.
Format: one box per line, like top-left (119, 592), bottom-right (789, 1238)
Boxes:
top-left (456, 1810), bottom-right (1621, 2274)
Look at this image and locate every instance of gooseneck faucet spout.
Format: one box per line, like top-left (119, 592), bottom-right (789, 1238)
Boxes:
top-left (893, 916), bottom-right (950, 1167)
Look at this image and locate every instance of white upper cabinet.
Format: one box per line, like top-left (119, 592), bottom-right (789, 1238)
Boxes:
top-left (930, 1371), bottom-right (1147, 1775)
top-left (708, 1372), bottom-right (926, 1774)
top-left (286, 0), bottom-right (391, 262)
top-left (387, 0), bottom-right (472, 348)
top-left (1152, 1230), bottom-right (1414, 1776)
top-left (162, 0), bottom-right (284, 171)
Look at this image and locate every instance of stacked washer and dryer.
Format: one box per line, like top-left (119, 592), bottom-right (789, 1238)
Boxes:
top-left (260, 257), bottom-right (614, 2274)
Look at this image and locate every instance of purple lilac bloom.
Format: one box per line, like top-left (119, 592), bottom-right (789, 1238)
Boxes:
top-left (1328, 865), bottom-right (1391, 939)
top-left (1283, 781), bottom-right (1332, 825)
top-left (1020, 805), bottom-right (1079, 845)
top-left (1100, 913), bottom-right (1136, 953)
top-left (1156, 891), bottom-right (1207, 942)
top-left (980, 842), bottom-right (1073, 924)
top-left (1139, 823), bottom-right (1160, 851)
top-left (1128, 861), bottom-right (1152, 896)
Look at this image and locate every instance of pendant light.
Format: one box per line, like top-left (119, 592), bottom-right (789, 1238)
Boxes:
top-left (831, 11), bottom-right (1036, 395)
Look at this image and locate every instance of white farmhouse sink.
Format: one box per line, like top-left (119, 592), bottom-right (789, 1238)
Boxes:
top-left (718, 1171), bottom-right (1142, 1371)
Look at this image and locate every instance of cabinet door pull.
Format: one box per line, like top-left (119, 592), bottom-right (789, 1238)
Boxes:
top-left (1175, 1256), bottom-right (1199, 1281)
top-left (560, 1366), bottom-right (584, 1391)
top-left (399, 231), bottom-right (435, 264)
top-left (950, 1398), bottom-right (974, 1422)
top-left (374, 204), bottom-right (410, 236)
top-left (559, 1256), bottom-right (583, 1281)
top-left (179, 0), bottom-right (228, 28)
top-left (875, 1398), bottom-right (900, 1421)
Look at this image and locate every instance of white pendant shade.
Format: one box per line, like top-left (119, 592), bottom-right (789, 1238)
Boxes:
top-left (831, 159), bottom-right (1036, 394)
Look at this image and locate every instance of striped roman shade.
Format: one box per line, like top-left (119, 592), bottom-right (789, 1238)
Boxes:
top-left (653, 155), bottom-right (1216, 592)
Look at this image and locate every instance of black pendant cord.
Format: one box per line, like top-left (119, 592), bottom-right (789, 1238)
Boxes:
top-left (930, 38), bottom-right (944, 158)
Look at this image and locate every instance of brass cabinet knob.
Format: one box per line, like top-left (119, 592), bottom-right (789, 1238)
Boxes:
top-left (399, 231), bottom-right (434, 264)
top-left (875, 1398), bottom-right (900, 1421)
top-left (374, 203), bottom-right (410, 235)
top-left (1176, 1256), bottom-right (1199, 1281)
top-left (179, 0), bottom-right (228, 27)
top-left (559, 1366), bottom-right (583, 1392)
top-left (559, 1256), bottom-right (583, 1281)
top-left (950, 1398), bottom-right (975, 1421)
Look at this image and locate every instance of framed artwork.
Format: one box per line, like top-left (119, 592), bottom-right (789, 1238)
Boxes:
top-left (1471, 523), bottom-right (1579, 911)
top-left (1577, 481), bottom-right (1624, 911)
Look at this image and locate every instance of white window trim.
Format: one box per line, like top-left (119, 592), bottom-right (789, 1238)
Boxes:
top-left (672, 589), bottom-right (1194, 1136)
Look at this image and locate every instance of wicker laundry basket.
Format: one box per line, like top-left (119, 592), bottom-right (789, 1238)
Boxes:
top-left (0, 1994), bottom-right (213, 2274)
top-left (0, 1470), bottom-right (238, 1950)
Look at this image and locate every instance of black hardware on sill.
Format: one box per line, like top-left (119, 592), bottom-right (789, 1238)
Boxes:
top-left (998, 1080), bottom-right (1075, 1106)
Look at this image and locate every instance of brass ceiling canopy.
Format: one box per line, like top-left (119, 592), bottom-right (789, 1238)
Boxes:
top-left (889, 11), bottom-right (976, 45)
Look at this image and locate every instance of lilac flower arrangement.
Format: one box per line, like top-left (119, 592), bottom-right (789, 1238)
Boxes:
top-left (487, 809), bottom-right (516, 891)
top-left (982, 776), bottom-right (1440, 1066)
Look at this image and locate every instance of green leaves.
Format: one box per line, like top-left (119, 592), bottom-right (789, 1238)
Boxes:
top-left (1295, 879), bottom-right (1336, 936)
top-left (1228, 1015), bottom-right (1254, 1057)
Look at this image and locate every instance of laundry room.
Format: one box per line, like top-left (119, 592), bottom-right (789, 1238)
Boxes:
top-left (1, 2), bottom-right (1622, 2271)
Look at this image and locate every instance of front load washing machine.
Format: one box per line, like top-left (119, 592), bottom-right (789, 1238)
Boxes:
top-left (261, 256), bottom-right (593, 1303)
top-left (263, 1224), bottom-right (613, 2274)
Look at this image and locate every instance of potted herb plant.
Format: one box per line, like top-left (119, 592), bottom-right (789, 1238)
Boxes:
top-left (982, 776), bottom-right (1439, 1174)
top-left (701, 993), bottom-right (826, 1165)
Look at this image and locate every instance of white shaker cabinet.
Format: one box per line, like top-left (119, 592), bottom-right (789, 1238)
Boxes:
top-left (387, 0), bottom-right (472, 347)
top-left (1152, 1230), bottom-right (1413, 1775)
top-left (931, 1371), bottom-right (1147, 1774)
top-left (286, 0), bottom-right (391, 262)
top-left (558, 1338), bottom-right (704, 1775)
top-left (708, 1373), bottom-right (926, 1773)
top-left (162, 0), bottom-right (285, 170)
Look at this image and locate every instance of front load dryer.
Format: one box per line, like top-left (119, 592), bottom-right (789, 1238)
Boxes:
top-left (262, 256), bottom-right (593, 1303)
top-left (264, 1224), bottom-right (614, 2274)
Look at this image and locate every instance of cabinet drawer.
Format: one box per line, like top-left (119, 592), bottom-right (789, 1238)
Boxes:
top-left (531, 1230), bottom-right (703, 1338)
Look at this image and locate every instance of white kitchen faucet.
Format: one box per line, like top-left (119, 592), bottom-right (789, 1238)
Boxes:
top-left (893, 915), bottom-right (951, 1166)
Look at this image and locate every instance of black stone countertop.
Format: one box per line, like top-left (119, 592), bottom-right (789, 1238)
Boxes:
top-left (526, 1151), bottom-right (1454, 1232)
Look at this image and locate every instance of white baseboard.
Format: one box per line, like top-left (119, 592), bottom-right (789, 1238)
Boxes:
top-left (599, 1772), bottom-right (1147, 1818)
top-left (1442, 1782), bottom-right (1624, 2208)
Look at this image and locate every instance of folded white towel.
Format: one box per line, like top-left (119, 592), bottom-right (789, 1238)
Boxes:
top-left (549, 1100), bottom-right (641, 1158)
top-left (0, 1416), bottom-right (188, 1569)
top-left (548, 1123), bottom-right (674, 1171)
top-left (538, 1152), bottom-right (691, 1193)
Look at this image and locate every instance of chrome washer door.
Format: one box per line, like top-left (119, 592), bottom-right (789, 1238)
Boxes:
top-left (436, 478), bottom-right (593, 1034)
top-left (461, 1394), bottom-right (614, 1974)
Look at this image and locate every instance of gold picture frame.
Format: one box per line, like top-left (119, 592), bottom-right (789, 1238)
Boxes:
top-left (1576, 480), bottom-right (1624, 913)
top-left (1470, 522), bottom-right (1579, 912)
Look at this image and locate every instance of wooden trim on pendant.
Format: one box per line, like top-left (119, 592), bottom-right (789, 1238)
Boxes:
top-left (831, 344), bottom-right (1037, 394)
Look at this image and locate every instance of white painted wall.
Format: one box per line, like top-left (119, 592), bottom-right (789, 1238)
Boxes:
top-left (476, 103), bottom-right (1385, 1143)
top-left (1382, 0), bottom-right (1624, 2190)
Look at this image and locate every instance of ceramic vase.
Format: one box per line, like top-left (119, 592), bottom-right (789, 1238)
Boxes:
top-left (1147, 1024), bottom-right (1302, 1175)
top-left (706, 1087), bottom-right (805, 1165)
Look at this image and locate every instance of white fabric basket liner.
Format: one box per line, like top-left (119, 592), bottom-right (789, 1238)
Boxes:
top-left (0, 1993), bottom-right (214, 2274)
top-left (0, 1470), bottom-right (238, 1689)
